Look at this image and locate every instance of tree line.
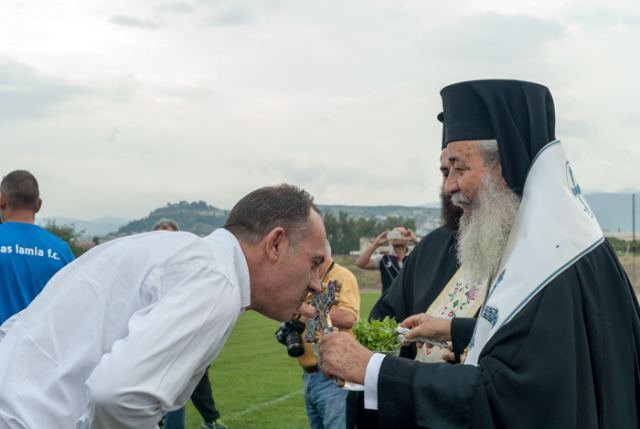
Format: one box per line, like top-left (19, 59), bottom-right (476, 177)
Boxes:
top-left (323, 211), bottom-right (416, 255)
top-left (44, 211), bottom-right (418, 258)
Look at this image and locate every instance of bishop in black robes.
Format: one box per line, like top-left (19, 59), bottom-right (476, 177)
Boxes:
top-left (321, 79), bottom-right (640, 429)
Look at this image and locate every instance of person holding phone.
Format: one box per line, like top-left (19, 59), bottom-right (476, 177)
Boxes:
top-left (355, 226), bottom-right (418, 293)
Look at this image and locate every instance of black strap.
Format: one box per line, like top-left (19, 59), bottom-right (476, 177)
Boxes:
top-left (322, 261), bottom-right (336, 282)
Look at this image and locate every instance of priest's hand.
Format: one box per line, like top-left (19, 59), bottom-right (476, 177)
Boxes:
top-left (441, 343), bottom-right (456, 363)
top-left (318, 332), bottom-right (373, 385)
top-left (400, 313), bottom-right (452, 345)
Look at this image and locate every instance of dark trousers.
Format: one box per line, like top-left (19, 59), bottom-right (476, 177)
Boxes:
top-left (161, 369), bottom-right (221, 428)
top-left (192, 369), bottom-right (220, 422)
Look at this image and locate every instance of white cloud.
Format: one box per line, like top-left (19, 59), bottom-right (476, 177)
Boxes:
top-left (0, 0), bottom-right (639, 219)
top-left (159, 2), bottom-right (196, 15)
top-left (204, 5), bottom-right (254, 27)
top-left (425, 13), bottom-right (566, 62)
top-left (108, 15), bottom-right (160, 29)
top-left (0, 60), bottom-right (84, 121)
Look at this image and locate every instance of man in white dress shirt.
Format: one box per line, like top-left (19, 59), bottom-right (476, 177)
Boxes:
top-left (0, 184), bottom-right (327, 429)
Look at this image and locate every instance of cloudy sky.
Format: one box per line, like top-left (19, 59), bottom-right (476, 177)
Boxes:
top-left (1, 0), bottom-right (639, 219)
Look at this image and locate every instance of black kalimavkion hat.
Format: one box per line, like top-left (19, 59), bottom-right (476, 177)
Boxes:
top-left (439, 79), bottom-right (556, 196)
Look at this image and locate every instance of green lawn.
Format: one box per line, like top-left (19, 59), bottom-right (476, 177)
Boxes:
top-left (184, 291), bottom-right (381, 428)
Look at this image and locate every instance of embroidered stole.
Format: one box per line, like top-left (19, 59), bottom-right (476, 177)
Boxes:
top-left (415, 268), bottom-right (488, 363)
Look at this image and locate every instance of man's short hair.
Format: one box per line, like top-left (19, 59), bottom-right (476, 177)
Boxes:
top-left (152, 219), bottom-right (180, 231)
top-left (0, 170), bottom-right (40, 211)
top-left (224, 184), bottom-right (320, 245)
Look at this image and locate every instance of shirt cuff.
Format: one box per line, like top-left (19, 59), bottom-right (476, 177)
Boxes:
top-left (363, 352), bottom-right (386, 410)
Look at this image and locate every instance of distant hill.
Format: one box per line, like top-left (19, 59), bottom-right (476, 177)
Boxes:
top-left (101, 202), bottom-right (441, 240)
top-left (39, 216), bottom-right (129, 239)
top-left (51, 192), bottom-right (638, 242)
top-left (107, 201), bottom-right (228, 238)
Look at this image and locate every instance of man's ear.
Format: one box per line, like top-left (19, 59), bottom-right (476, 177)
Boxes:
top-left (34, 198), bottom-right (42, 214)
top-left (264, 226), bottom-right (288, 262)
top-left (0, 193), bottom-right (6, 211)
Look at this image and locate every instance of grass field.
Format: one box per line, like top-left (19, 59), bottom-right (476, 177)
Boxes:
top-left (184, 291), bottom-right (381, 428)
top-left (619, 255), bottom-right (640, 294)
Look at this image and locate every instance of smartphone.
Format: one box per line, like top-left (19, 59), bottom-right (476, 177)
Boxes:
top-left (387, 230), bottom-right (402, 240)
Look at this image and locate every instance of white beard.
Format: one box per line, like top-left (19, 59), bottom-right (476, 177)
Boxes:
top-left (455, 174), bottom-right (520, 282)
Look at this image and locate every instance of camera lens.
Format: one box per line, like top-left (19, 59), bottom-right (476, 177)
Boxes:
top-left (275, 319), bottom-right (307, 357)
top-left (286, 319), bottom-right (306, 357)
top-left (286, 331), bottom-right (305, 357)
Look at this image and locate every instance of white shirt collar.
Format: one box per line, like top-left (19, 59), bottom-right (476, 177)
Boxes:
top-left (206, 228), bottom-right (251, 309)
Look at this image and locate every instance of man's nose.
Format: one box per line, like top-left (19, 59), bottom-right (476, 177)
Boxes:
top-left (308, 274), bottom-right (322, 294)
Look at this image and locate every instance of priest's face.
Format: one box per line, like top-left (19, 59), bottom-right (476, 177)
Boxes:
top-left (445, 140), bottom-right (503, 214)
top-left (445, 140), bottom-right (520, 281)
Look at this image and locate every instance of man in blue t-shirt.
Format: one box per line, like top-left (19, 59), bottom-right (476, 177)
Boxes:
top-left (0, 170), bottom-right (74, 324)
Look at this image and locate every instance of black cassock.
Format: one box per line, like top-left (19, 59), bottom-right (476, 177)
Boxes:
top-left (348, 226), bottom-right (475, 428)
top-left (376, 240), bottom-right (640, 429)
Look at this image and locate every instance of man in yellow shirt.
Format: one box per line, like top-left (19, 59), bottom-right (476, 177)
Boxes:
top-left (297, 241), bottom-right (360, 429)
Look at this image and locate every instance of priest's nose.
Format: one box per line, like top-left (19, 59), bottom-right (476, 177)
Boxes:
top-left (444, 173), bottom-right (459, 197)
